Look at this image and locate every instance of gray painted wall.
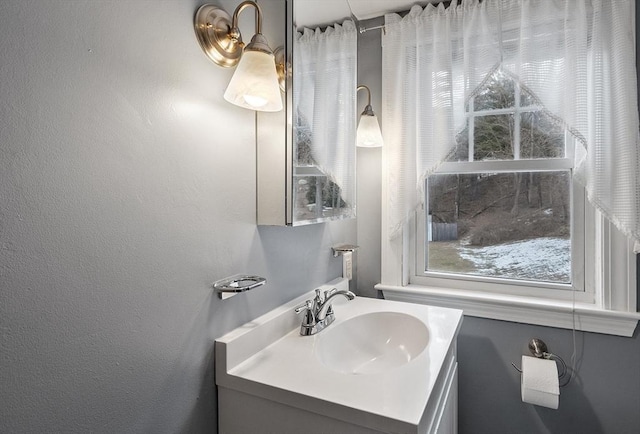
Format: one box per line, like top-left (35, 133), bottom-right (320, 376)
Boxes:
top-left (0, 1), bottom-right (355, 432)
top-left (458, 317), bottom-right (640, 434)
top-left (356, 16), bottom-right (384, 301)
top-left (355, 6), bottom-right (640, 434)
top-left (2, 0), bottom-right (639, 433)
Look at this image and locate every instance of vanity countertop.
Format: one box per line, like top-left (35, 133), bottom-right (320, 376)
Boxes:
top-left (215, 278), bottom-right (463, 433)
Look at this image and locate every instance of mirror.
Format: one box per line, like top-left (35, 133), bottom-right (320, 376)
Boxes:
top-left (258, 0), bottom-right (418, 226)
top-left (289, 0), bottom-right (357, 225)
top-left (256, 0), bottom-right (357, 226)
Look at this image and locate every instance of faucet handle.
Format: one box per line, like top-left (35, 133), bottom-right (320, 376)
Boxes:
top-left (324, 287), bottom-right (337, 300)
top-left (294, 299), bottom-right (313, 314)
top-left (323, 289), bottom-right (336, 316)
top-left (295, 299), bottom-right (315, 328)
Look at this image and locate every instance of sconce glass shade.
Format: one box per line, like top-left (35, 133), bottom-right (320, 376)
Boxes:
top-left (194, 3), bottom-right (284, 112)
top-left (357, 113), bottom-right (384, 147)
top-left (223, 49), bottom-right (283, 112)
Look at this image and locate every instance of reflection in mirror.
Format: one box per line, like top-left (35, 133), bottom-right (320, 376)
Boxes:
top-left (291, 5), bottom-right (357, 224)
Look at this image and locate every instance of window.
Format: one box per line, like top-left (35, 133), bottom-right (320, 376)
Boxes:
top-left (378, 0), bottom-right (639, 337)
top-left (413, 70), bottom-right (587, 300)
top-left (381, 70), bottom-right (637, 336)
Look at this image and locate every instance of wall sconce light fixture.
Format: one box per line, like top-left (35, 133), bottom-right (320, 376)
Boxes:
top-left (194, 1), bottom-right (283, 112)
top-left (356, 85), bottom-right (383, 147)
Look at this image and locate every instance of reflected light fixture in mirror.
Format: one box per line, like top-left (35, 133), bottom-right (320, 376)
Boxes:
top-left (356, 85), bottom-right (383, 147)
top-left (194, 1), bottom-right (283, 112)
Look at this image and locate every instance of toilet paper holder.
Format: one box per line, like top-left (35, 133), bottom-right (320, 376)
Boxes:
top-left (511, 338), bottom-right (568, 385)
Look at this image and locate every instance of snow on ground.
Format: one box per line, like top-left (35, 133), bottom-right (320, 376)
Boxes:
top-left (458, 237), bottom-right (571, 282)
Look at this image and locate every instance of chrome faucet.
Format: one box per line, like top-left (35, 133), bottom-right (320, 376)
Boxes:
top-left (294, 288), bottom-right (355, 336)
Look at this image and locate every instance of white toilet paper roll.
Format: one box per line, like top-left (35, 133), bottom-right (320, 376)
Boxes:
top-left (521, 355), bottom-right (560, 409)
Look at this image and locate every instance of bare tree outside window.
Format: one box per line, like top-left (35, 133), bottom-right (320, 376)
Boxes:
top-left (427, 70), bottom-right (571, 284)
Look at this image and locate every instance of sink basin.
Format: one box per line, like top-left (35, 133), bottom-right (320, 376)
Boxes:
top-left (315, 311), bottom-right (429, 375)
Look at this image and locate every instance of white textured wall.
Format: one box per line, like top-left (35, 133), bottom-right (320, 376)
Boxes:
top-left (0, 1), bottom-right (355, 432)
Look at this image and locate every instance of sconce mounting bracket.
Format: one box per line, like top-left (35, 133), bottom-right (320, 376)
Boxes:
top-left (194, 4), bottom-right (243, 68)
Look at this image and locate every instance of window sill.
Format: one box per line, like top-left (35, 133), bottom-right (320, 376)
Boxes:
top-left (375, 283), bottom-right (640, 337)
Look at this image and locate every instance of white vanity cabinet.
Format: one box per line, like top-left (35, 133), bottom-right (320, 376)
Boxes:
top-left (215, 279), bottom-right (463, 434)
top-left (433, 347), bottom-right (459, 434)
top-left (218, 346), bottom-right (459, 434)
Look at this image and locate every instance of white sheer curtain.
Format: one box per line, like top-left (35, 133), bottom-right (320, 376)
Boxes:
top-left (382, 0), bottom-right (640, 247)
top-left (294, 21), bottom-right (357, 206)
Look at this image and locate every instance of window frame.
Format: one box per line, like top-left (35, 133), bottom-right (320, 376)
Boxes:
top-left (412, 84), bottom-right (590, 303)
top-left (377, 81), bottom-right (638, 338)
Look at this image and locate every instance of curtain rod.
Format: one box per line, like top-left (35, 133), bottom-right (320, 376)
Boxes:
top-left (358, 24), bottom-right (385, 34)
top-left (354, 0), bottom-right (457, 34)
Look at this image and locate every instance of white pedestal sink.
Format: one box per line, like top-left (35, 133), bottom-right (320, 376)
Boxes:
top-left (216, 278), bottom-right (463, 434)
